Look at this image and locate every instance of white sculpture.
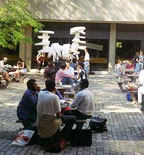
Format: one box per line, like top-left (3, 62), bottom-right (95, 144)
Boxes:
top-left (70, 26), bottom-right (86, 59)
top-left (35, 26), bottom-right (87, 61)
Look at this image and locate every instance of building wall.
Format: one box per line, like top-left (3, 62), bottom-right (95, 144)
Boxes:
top-left (27, 0), bottom-right (144, 23)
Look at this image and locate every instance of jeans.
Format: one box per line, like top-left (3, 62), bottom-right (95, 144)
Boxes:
top-left (135, 63), bottom-right (140, 73)
top-left (139, 62), bottom-right (143, 71)
top-left (61, 77), bottom-right (74, 85)
top-left (84, 61), bottom-right (90, 76)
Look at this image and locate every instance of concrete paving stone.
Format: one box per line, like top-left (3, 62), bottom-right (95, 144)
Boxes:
top-left (1, 74), bottom-right (144, 154)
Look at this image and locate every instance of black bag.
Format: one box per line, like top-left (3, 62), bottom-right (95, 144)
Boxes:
top-left (89, 116), bottom-right (107, 132)
top-left (70, 129), bottom-right (92, 146)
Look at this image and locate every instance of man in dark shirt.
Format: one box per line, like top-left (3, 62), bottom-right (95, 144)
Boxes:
top-left (17, 79), bottom-right (40, 124)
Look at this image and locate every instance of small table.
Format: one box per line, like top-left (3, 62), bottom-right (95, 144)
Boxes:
top-left (126, 74), bottom-right (139, 83)
top-left (56, 85), bottom-right (73, 97)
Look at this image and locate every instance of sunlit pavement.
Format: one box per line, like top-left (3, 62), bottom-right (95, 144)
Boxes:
top-left (0, 73), bottom-right (144, 155)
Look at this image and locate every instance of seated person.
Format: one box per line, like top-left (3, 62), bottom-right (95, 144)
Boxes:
top-left (0, 57), bottom-right (10, 84)
top-left (64, 61), bottom-right (75, 78)
top-left (37, 80), bottom-right (76, 144)
top-left (125, 60), bottom-right (134, 73)
top-left (44, 62), bottom-right (56, 80)
top-left (17, 79), bottom-right (40, 125)
top-left (138, 70), bottom-right (144, 111)
top-left (77, 62), bottom-right (87, 81)
top-left (56, 62), bottom-right (74, 85)
top-left (64, 79), bottom-right (94, 120)
top-left (13, 58), bottom-right (27, 81)
top-left (115, 60), bottom-right (124, 76)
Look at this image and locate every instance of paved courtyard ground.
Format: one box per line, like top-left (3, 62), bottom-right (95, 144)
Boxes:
top-left (0, 73), bottom-right (144, 155)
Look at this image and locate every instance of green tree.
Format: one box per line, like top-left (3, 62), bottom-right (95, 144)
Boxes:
top-left (0, 0), bottom-right (43, 49)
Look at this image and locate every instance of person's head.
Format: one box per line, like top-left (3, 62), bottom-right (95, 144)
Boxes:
top-left (128, 60), bottom-right (133, 65)
top-left (78, 62), bottom-right (84, 69)
top-left (45, 68), bottom-right (56, 81)
top-left (72, 58), bottom-right (77, 64)
top-left (45, 79), bottom-right (56, 92)
top-left (140, 50), bottom-right (143, 55)
top-left (60, 62), bottom-right (66, 70)
top-left (135, 52), bottom-right (140, 57)
top-left (66, 61), bottom-right (70, 69)
top-left (47, 61), bottom-right (55, 68)
top-left (79, 79), bottom-right (89, 90)
top-left (117, 59), bottom-right (122, 65)
top-left (3, 57), bottom-right (8, 63)
top-left (18, 58), bottom-right (23, 62)
top-left (27, 79), bottom-right (38, 91)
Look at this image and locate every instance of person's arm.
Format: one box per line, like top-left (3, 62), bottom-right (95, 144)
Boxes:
top-left (56, 112), bottom-right (61, 118)
top-left (24, 92), bottom-right (37, 110)
top-left (54, 96), bottom-right (61, 117)
top-left (70, 93), bottom-right (82, 108)
top-left (62, 70), bottom-right (73, 78)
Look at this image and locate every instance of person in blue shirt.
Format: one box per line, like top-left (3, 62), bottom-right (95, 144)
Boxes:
top-left (17, 79), bottom-right (40, 125)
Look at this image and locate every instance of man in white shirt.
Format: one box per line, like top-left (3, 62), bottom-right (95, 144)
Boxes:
top-left (37, 79), bottom-right (76, 142)
top-left (138, 70), bottom-right (144, 111)
top-left (64, 79), bottom-right (94, 120)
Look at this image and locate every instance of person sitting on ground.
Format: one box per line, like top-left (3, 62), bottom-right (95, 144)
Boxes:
top-left (55, 62), bottom-right (74, 85)
top-left (37, 80), bottom-right (76, 148)
top-left (115, 59), bottom-right (124, 76)
top-left (0, 57), bottom-right (10, 84)
top-left (125, 60), bottom-right (134, 73)
top-left (77, 62), bottom-right (87, 81)
top-left (17, 79), bottom-right (40, 126)
top-left (13, 58), bottom-right (27, 81)
top-left (64, 61), bottom-right (75, 79)
top-left (64, 79), bottom-right (94, 120)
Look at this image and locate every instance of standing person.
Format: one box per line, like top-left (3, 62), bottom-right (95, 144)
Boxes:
top-left (134, 52), bottom-right (140, 73)
top-left (36, 53), bottom-right (45, 73)
top-left (139, 50), bottom-right (144, 71)
top-left (77, 62), bottom-right (87, 81)
top-left (138, 70), bottom-right (144, 111)
top-left (84, 49), bottom-right (90, 76)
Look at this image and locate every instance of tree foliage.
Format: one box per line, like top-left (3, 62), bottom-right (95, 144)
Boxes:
top-left (0, 0), bottom-right (43, 49)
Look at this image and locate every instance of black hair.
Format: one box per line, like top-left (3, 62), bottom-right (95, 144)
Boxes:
top-left (47, 61), bottom-right (54, 68)
top-left (78, 62), bottom-right (84, 69)
top-left (60, 62), bottom-right (66, 69)
top-left (18, 58), bottom-right (23, 62)
top-left (27, 79), bottom-right (36, 90)
top-left (80, 79), bottom-right (89, 89)
top-left (45, 79), bottom-right (55, 92)
top-left (72, 58), bottom-right (77, 63)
